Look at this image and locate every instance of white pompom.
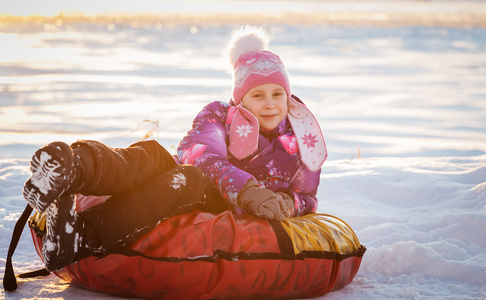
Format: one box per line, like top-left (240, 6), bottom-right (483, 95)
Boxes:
top-left (226, 26), bottom-right (269, 69)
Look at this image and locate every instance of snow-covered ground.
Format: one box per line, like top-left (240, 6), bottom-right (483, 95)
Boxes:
top-left (1, 1), bottom-right (486, 299)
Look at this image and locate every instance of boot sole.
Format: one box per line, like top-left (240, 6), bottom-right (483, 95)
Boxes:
top-left (23, 141), bottom-right (74, 212)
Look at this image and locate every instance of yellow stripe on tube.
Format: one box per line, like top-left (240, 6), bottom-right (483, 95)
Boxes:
top-left (280, 213), bottom-right (361, 255)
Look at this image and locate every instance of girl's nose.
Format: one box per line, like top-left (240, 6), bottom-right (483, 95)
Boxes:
top-left (264, 98), bottom-right (276, 109)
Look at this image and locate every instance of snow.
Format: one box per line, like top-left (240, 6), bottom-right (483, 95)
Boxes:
top-left (1, 1), bottom-right (486, 299)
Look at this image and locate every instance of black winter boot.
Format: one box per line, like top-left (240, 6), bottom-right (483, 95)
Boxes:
top-left (42, 193), bottom-right (102, 271)
top-left (23, 141), bottom-right (76, 213)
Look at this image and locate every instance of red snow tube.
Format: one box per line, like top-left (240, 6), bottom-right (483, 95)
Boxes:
top-left (29, 195), bottom-right (366, 299)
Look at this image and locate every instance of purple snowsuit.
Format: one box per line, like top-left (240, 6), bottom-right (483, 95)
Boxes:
top-left (177, 99), bottom-right (321, 217)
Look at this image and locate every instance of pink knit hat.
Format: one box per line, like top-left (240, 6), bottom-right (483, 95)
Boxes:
top-left (232, 50), bottom-right (290, 106)
top-left (227, 26), bottom-right (327, 172)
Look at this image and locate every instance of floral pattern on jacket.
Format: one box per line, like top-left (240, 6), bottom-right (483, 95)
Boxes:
top-left (177, 100), bottom-right (321, 217)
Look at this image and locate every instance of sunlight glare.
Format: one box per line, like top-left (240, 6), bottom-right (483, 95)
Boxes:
top-left (0, 33), bottom-right (38, 63)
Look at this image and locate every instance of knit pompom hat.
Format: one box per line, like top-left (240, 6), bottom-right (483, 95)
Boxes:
top-left (227, 26), bottom-right (291, 105)
top-left (226, 26), bottom-right (327, 172)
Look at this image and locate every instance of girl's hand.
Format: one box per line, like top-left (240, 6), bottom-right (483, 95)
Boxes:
top-left (276, 191), bottom-right (295, 218)
top-left (237, 180), bottom-right (293, 221)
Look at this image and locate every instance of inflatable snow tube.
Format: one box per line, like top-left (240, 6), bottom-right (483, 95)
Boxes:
top-left (29, 194), bottom-right (366, 300)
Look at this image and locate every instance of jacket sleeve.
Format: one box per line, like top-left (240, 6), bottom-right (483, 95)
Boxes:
top-left (177, 101), bottom-right (256, 207)
top-left (283, 165), bottom-right (321, 217)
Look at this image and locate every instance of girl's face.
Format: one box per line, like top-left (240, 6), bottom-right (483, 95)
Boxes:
top-left (241, 83), bottom-right (288, 130)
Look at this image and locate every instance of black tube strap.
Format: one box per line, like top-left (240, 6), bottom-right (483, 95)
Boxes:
top-left (3, 204), bottom-right (34, 291)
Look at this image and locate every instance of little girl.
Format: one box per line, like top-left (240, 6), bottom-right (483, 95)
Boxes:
top-left (22, 26), bottom-right (327, 271)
